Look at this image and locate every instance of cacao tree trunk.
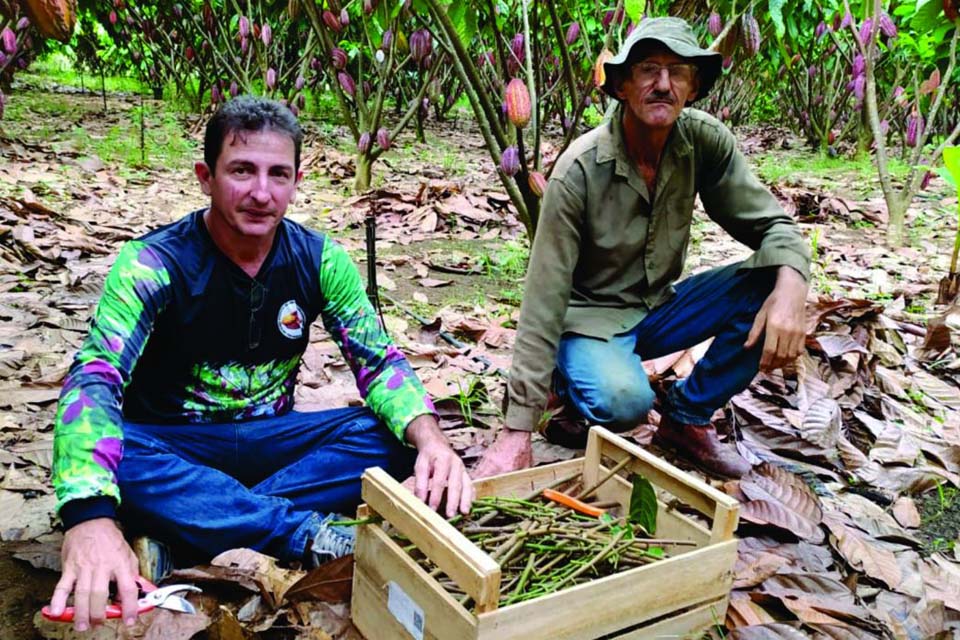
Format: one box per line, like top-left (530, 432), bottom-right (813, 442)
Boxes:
top-left (354, 153), bottom-right (373, 192)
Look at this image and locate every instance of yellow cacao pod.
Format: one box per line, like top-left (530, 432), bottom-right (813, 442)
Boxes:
top-left (24, 0), bottom-right (77, 41)
top-left (528, 171), bottom-right (547, 197)
top-left (594, 48), bottom-right (613, 88)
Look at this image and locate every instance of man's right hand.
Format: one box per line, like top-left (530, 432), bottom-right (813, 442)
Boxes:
top-left (49, 517), bottom-right (140, 631)
top-left (473, 427), bottom-right (533, 478)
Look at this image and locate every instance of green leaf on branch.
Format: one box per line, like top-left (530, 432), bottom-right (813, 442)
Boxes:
top-left (448, 1), bottom-right (478, 43)
top-left (911, 0), bottom-right (944, 33)
top-left (628, 473), bottom-right (658, 535)
top-left (768, 0), bottom-right (787, 38)
top-left (624, 0), bottom-right (644, 25)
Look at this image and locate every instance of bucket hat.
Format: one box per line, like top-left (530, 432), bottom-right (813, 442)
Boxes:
top-left (601, 17), bottom-right (722, 103)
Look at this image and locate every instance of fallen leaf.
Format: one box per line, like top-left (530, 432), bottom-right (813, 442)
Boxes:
top-left (892, 497), bottom-right (920, 529)
top-left (283, 555), bottom-right (354, 604)
top-left (822, 512), bottom-right (902, 589)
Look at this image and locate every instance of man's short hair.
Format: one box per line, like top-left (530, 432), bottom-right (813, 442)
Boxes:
top-left (204, 96), bottom-right (304, 174)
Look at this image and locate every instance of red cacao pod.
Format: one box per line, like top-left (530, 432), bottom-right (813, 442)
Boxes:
top-left (1, 28), bottom-right (16, 55)
top-left (338, 71), bottom-right (355, 96)
top-left (340, 8), bottom-right (349, 26)
top-left (905, 113), bottom-right (922, 147)
top-left (295, 75), bottom-right (305, 91)
top-left (946, 0), bottom-right (959, 21)
top-left (238, 15), bottom-right (249, 37)
top-left (261, 23), bottom-right (272, 46)
top-left (266, 68), bottom-right (277, 90)
top-left (108, 10), bottom-right (117, 25)
top-left (500, 145), bottom-right (520, 176)
top-left (357, 132), bottom-right (372, 153)
top-left (511, 33), bottom-right (524, 64)
top-left (602, 10), bottom-right (614, 29)
top-left (24, 0), bottom-right (77, 41)
top-left (376, 127), bottom-right (391, 150)
top-left (410, 29), bottom-right (431, 63)
top-left (229, 81), bottom-right (239, 97)
top-left (528, 171), bottom-right (547, 197)
top-left (815, 21), bottom-right (827, 39)
top-left (382, 29), bottom-right (393, 49)
top-left (211, 84), bottom-right (222, 104)
top-left (879, 12), bottom-right (897, 38)
top-left (331, 47), bottom-right (347, 69)
top-left (17, 17), bottom-right (31, 30)
top-left (741, 13), bottom-right (761, 55)
top-left (185, 45), bottom-right (194, 61)
top-left (323, 10), bottom-right (341, 31)
top-left (708, 13), bottom-right (722, 37)
top-left (565, 22), bottom-right (580, 45)
top-left (364, 0), bottom-right (375, 13)
top-left (504, 78), bottom-right (531, 128)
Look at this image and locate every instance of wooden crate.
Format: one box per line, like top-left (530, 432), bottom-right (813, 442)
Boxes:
top-left (351, 427), bottom-right (740, 640)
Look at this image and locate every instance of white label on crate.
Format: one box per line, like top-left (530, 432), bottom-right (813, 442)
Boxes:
top-left (387, 581), bottom-right (425, 640)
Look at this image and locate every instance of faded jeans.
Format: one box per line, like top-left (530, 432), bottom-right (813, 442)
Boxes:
top-left (117, 406), bottom-right (416, 564)
top-left (555, 262), bottom-right (776, 429)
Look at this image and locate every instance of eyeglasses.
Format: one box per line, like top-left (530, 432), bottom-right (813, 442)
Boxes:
top-left (632, 62), bottom-right (697, 83)
top-left (249, 280), bottom-right (267, 350)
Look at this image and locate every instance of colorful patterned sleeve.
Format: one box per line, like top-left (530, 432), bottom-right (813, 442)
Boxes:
top-left (52, 241), bottom-right (172, 517)
top-left (318, 237), bottom-right (436, 441)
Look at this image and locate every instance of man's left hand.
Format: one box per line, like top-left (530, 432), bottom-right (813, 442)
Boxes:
top-left (744, 266), bottom-right (808, 371)
top-left (404, 415), bottom-right (475, 518)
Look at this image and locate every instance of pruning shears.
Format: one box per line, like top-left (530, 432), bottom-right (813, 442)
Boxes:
top-left (41, 578), bottom-right (201, 622)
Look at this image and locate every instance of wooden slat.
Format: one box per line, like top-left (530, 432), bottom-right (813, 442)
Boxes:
top-left (361, 467), bottom-right (502, 612)
top-left (475, 540), bottom-right (737, 640)
top-left (353, 569), bottom-right (445, 640)
top-left (590, 428), bottom-right (739, 526)
top-left (473, 459), bottom-right (582, 499)
top-left (709, 503), bottom-right (740, 545)
top-left (352, 524), bottom-right (477, 640)
top-left (613, 597), bottom-right (729, 639)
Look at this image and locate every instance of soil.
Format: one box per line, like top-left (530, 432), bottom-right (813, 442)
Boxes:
top-left (917, 490), bottom-right (960, 556)
top-left (0, 549), bottom-right (58, 640)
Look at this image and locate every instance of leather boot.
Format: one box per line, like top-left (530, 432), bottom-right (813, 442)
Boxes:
top-left (654, 415), bottom-right (752, 479)
top-left (541, 392), bottom-right (590, 449)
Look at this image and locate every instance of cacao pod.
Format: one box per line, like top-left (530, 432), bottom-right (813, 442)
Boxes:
top-left (892, 86), bottom-right (905, 104)
top-left (511, 33), bottom-right (524, 63)
top-left (565, 21), bottom-right (580, 44)
top-left (185, 45), bottom-right (194, 61)
top-left (23, 0), bottom-right (77, 41)
top-left (721, 106), bottom-right (730, 121)
top-left (815, 21), bottom-right (827, 39)
top-left (108, 10), bottom-right (117, 25)
top-left (331, 47), bottom-right (347, 70)
top-left (879, 119), bottom-right (889, 135)
top-left (375, 48), bottom-right (385, 64)
top-left (211, 84), bottom-right (222, 105)
top-left (827, 130), bottom-right (836, 144)
top-left (920, 171), bottom-right (934, 190)
top-left (905, 113), bottom-right (922, 147)
top-left (528, 171), bottom-right (547, 197)
top-left (357, 132), bottom-right (372, 153)
top-left (853, 75), bottom-right (865, 101)
top-left (500, 146), bottom-right (520, 176)
top-left (363, 80), bottom-right (373, 96)
top-left (722, 56), bottom-right (733, 71)
top-left (261, 23), bottom-right (272, 46)
top-left (297, 94), bottom-right (305, 109)
top-left (741, 13), bottom-right (761, 55)
top-left (289, 104), bottom-right (299, 116)
top-left (1, 28), bottom-right (16, 56)
top-left (946, 0), bottom-right (959, 21)
top-left (229, 81), bottom-right (239, 97)
top-left (17, 17), bottom-right (31, 30)
top-left (625, 22), bottom-right (636, 36)
top-left (858, 18), bottom-right (872, 45)
top-left (238, 15), bottom-right (249, 37)
top-left (323, 10), bottom-right (341, 31)
top-left (504, 78), bottom-right (531, 128)
top-left (376, 127), bottom-right (391, 150)
top-left (562, 115), bottom-right (573, 131)
top-left (288, 0), bottom-right (300, 20)
top-left (340, 8), bottom-right (349, 27)
top-left (364, 0), bottom-right (374, 14)
top-left (338, 71), bottom-right (355, 96)
top-left (266, 68), bottom-right (277, 90)
top-left (173, 4), bottom-right (182, 19)
top-left (594, 48), bottom-right (613, 88)
top-left (410, 29), bottom-right (431, 63)
top-left (708, 12), bottom-right (722, 37)
top-left (839, 11), bottom-right (852, 29)
top-left (808, 65), bottom-right (817, 78)
top-left (852, 54), bottom-right (864, 77)
top-left (241, 36), bottom-right (249, 54)
top-left (602, 10), bottom-right (614, 29)
top-left (879, 12), bottom-right (897, 38)
top-left (382, 29), bottom-right (393, 49)
top-left (295, 75), bottom-right (305, 90)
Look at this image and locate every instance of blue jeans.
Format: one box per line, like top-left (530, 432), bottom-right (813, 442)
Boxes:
top-left (555, 262), bottom-right (775, 429)
top-left (116, 407), bottom-right (416, 563)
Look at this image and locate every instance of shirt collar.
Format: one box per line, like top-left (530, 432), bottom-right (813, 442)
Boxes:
top-left (595, 104), bottom-right (694, 170)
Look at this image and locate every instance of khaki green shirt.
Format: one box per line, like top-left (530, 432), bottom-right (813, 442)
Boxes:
top-left (505, 107), bottom-right (810, 432)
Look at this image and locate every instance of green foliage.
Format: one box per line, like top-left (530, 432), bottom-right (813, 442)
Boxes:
top-left (627, 474), bottom-right (658, 535)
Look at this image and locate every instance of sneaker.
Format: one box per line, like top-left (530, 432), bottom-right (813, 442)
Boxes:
top-left (132, 536), bottom-right (174, 584)
top-left (310, 514), bottom-right (356, 566)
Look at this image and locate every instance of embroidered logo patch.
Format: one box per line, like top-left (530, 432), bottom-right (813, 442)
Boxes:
top-left (277, 300), bottom-right (305, 339)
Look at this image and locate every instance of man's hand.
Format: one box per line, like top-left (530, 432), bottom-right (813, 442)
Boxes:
top-left (473, 427), bottom-right (533, 478)
top-left (745, 266), bottom-right (808, 371)
top-left (405, 415), bottom-right (475, 518)
top-left (48, 517), bottom-right (140, 631)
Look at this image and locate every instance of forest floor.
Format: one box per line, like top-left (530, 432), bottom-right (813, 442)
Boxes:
top-left (1, 76), bottom-right (959, 640)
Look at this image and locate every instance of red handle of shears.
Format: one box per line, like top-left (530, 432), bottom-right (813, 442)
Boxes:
top-left (41, 576), bottom-right (158, 622)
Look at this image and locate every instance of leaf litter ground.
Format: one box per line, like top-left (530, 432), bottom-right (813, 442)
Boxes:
top-left (1, 82), bottom-right (959, 639)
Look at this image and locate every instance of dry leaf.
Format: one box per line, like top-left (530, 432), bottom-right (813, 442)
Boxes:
top-left (892, 497), bottom-right (920, 529)
top-left (822, 512), bottom-right (902, 589)
top-left (283, 555), bottom-right (354, 604)
top-left (728, 623), bottom-right (808, 640)
top-left (740, 499), bottom-right (825, 543)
